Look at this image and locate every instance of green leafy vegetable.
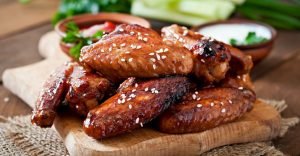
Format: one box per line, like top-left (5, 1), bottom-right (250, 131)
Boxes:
top-left (52, 0), bottom-right (132, 25)
top-left (230, 32), bottom-right (268, 46)
top-left (62, 22), bottom-right (104, 59)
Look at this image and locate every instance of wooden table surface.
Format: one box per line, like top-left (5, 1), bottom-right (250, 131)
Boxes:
top-left (0, 1), bottom-right (299, 155)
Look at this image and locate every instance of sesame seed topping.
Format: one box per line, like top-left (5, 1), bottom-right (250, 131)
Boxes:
top-left (130, 31), bottom-right (135, 35)
top-left (149, 53), bottom-right (155, 56)
top-left (183, 30), bottom-right (188, 36)
top-left (109, 47), bottom-right (112, 52)
top-left (237, 75), bottom-right (241, 79)
top-left (112, 43), bottom-right (116, 47)
top-left (100, 49), bottom-right (105, 53)
top-left (238, 87), bottom-right (244, 90)
top-left (182, 56), bottom-right (185, 59)
top-left (136, 45), bottom-right (142, 49)
top-left (220, 102), bottom-right (224, 105)
top-left (121, 94), bottom-right (126, 98)
top-left (161, 55), bottom-right (167, 59)
top-left (138, 36), bottom-right (143, 40)
top-left (120, 43), bottom-right (126, 47)
top-left (131, 44), bottom-right (136, 49)
top-left (119, 28), bottom-right (124, 32)
top-left (221, 108), bottom-right (226, 113)
top-left (144, 87), bottom-right (149, 91)
top-left (210, 102), bottom-right (214, 107)
top-left (153, 64), bottom-right (157, 70)
top-left (195, 91), bottom-right (199, 94)
top-left (228, 100), bottom-right (233, 104)
top-left (129, 94), bottom-right (136, 98)
top-left (132, 89), bottom-right (136, 92)
top-left (128, 58), bottom-right (133, 62)
top-left (192, 94), bottom-right (196, 100)
top-left (127, 98), bottom-right (132, 101)
top-left (196, 104), bottom-right (202, 108)
top-left (137, 32), bottom-right (141, 35)
top-left (129, 104), bottom-right (132, 109)
top-left (156, 49), bottom-right (163, 53)
top-left (121, 58), bottom-right (126, 62)
top-left (125, 51), bottom-right (130, 54)
top-left (197, 97), bottom-right (201, 101)
top-left (156, 54), bottom-right (161, 60)
top-left (117, 99), bottom-right (121, 104)
top-left (201, 59), bottom-right (205, 63)
top-left (3, 97), bottom-right (9, 103)
top-left (140, 122), bottom-right (143, 127)
top-left (143, 37), bottom-right (148, 42)
top-left (135, 118), bottom-right (140, 124)
top-left (164, 48), bottom-right (169, 52)
top-left (150, 58), bottom-right (156, 62)
top-left (135, 83), bottom-right (138, 87)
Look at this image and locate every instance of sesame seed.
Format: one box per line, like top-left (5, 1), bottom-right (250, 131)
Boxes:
top-left (143, 38), bottom-right (148, 42)
top-left (144, 87), bottom-right (149, 91)
top-left (237, 75), bottom-right (241, 79)
top-left (183, 30), bottom-right (188, 36)
top-left (132, 89), bottom-right (136, 92)
top-left (117, 99), bottom-right (122, 104)
top-left (130, 31), bottom-right (135, 35)
top-left (128, 58), bottom-right (133, 62)
top-left (178, 38), bottom-right (184, 42)
top-left (192, 94), bottom-right (196, 100)
top-left (220, 102), bottom-right (224, 105)
top-left (131, 44), bottom-right (136, 49)
top-left (135, 118), bottom-right (140, 124)
top-left (154, 90), bottom-right (159, 94)
top-left (136, 45), bottom-right (142, 49)
top-left (156, 54), bottom-right (161, 60)
top-left (121, 99), bottom-right (125, 104)
top-left (182, 56), bottom-right (185, 59)
top-left (119, 28), bottom-right (124, 32)
top-left (197, 97), bottom-right (201, 101)
top-left (163, 48), bottom-right (169, 52)
top-left (125, 51), bottom-right (130, 54)
top-left (129, 104), bottom-right (132, 109)
top-left (210, 102), bottom-right (214, 107)
top-left (112, 43), bottom-right (116, 47)
top-left (127, 98), bottom-right (132, 101)
top-left (195, 91), bottom-right (199, 94)
top-left (221, 108), bottom-right (226, 113)
top-left (228, 100), bottom-right (233, 104)
top-left (152, 64), bottom-right (156, 70)
top-left (100, 49), bottom-right (105, 53)
top-left (120, 43), bottom-right (126, 47)
top-left (150, 58), bottom-right (156, 62)
top-left (138, 36), bottom-right (143, 40)
top-left (129, 94), bottom-right (136, 98)
top-left (156, 49), bottom-right (163, 53)
top-left (161, 55), bottom-right (167, 59)
top-left (140, 122), bottom-right (143, 127)
top-left (144, 33), bottom-right (149, 36)
top-left (201, 59), bottom-right (205, 63)
top-left (196, 104), bottom-right (202, 108)
top-left (135, 83), bottom-right (138, 87)
top-left (208, 47), bottom-right (212, 51)
top-left (137, 32), bottom-right (141, 35)
top-left (238, 87), bottom-right (244, 90)
top-left (109, 47), bottom-right (112, 52)
top-left (121, 94), bottom-right (126, 98)
top-left (149, 53), bottom-right (155, 56)
top-left (121, 58), bottom-right (126, 62)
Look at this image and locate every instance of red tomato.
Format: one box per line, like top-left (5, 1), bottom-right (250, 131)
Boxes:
top-left (102, 21), bottom-right (116, 33)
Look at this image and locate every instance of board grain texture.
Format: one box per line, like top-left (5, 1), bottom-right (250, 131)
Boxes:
top-left (1, 31), bottom-right (283, 155)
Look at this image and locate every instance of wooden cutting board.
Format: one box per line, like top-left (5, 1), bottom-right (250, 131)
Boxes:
top-left (2, 31), bottom-right (282, 156)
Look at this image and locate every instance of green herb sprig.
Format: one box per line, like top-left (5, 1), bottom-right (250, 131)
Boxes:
top-left (62, 22), bottom-right (103, 59)
top-left (230, 32), bottom-right (268, 46)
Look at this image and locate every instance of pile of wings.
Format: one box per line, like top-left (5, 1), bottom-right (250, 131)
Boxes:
top-left (31, 24), bottom-right (256, 139)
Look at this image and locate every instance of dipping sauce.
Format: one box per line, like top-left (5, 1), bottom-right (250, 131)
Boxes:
top-left (198, 23), bottom-right (272, 45)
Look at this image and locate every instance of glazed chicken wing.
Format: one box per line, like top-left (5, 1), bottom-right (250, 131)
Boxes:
top-left (31, 62), bottom-right (112, 127)
top-left (83, 76), bottom-right (191, 139)
top-left (158, 87), bottom-right (255, 134)
top-left (80, 24), bottom-right (233, 84)
top-left (161, 24), bottom-right (253, 75)
top-left (80, 24), bottom-right (193, 83)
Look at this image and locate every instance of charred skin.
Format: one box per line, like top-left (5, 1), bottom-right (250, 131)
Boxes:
top-left (161, 24), bottom-right (253, 76)
top-left (158, 87), bottom-right (256, 134)
top-left (83, 76), bottom-right (191, 139)
top-left (80, 24), bottom-right (193, 83)
top-left (31, 62), bottom-right (112, 127)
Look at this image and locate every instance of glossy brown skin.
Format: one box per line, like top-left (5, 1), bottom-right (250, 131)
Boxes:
top-left (161, 24), bottom-right (253, 76)
top-left (31, 62), bottom-right (112, 127)
top-left (83, 76), bottom-right (191, 139)
top-left (157, 87), bottom-right (256, 134)
top-left (80, 24), bottom-right (194, 83)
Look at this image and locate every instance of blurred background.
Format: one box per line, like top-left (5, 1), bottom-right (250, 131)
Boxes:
top-left (0, 0), bottom-right (300, 155)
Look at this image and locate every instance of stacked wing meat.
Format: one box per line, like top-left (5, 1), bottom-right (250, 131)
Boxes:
top-left (32, 24), bottom-right (256, 139)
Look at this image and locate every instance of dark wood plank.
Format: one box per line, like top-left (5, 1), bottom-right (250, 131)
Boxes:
top-left (0, 24), bottom-right (52, 81)
top-left (252, 30), bottom-right (300, 79)
top-left (254, 52), bottom-right (300, 156)
top-left (0, 85), bottom-right (32, 117)
top-left (0, 0), bottom-right (59, 38)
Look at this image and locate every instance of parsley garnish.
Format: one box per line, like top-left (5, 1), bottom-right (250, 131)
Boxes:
top-left (62, 22), bottom-right (103, 59)
top-left (230, 32), bottom-right (268, 46)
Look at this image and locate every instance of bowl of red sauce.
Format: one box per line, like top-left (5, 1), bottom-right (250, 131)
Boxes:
top-left (55, 13), bottom-right (151, 59)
